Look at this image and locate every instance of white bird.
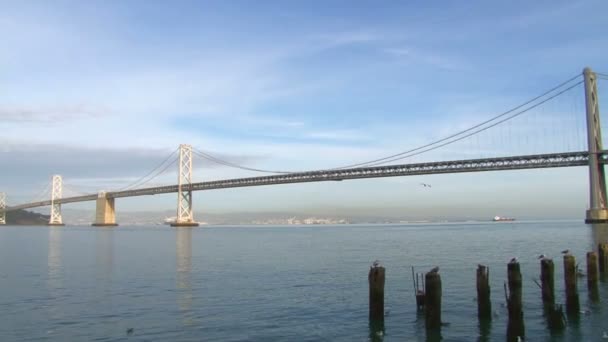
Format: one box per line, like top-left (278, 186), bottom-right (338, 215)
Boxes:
top-left (603, 331), bottom-right (608, 339)
top-left (510, 257), bottom-right (518, 263)
top-left (516, 336), bottom-right (522, 342)
top-left (429, 266), bottom-right (439, 273)
top-left (538, 254), bottom-right (546, 259)
top-left (372, 260), bottom-right (381, 268)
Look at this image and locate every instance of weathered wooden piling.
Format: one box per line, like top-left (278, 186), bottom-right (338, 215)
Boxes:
top-left (368, 266), bottom-right (385, 323)
top-left (476, 264), bottom-right (492, 321)
top-left (563, 254), bottom-right (580, 314)
top-left (425, 270), bottom-right (442, 330)
top-left (412, 267), bottom-right (426, 310)
top-left (506, 261), bottom-right (525, 341)
top-left (539, 258), bottom-right (565, 331)
top-left (546, 304), bottom-right (566, 331)
top-left (540, 258), bottom-right (555, 305)
top-left (598, 243), bottom-right (608, 275)
top-left (587, 251), bottom-right (599, 301)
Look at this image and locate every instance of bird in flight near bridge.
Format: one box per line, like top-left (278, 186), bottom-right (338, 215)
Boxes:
top-left (420, 183), bottom-right (432, 188)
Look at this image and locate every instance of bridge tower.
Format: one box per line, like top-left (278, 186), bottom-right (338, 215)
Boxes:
top-left (48, 175), bottom-right (65, 226)
top-left (584, 67), bottom-right (608, 223)
top-left (0, 192), bottom-right (5, 225)
top-left (172, 144), bottom-right (199, 227)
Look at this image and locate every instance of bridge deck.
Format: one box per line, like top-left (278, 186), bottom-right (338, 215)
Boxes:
top-left (3, 151), bottom-right (600, 212)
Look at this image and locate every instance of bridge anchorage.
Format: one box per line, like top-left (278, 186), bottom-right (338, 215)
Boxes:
top-left (584, 68), bottom-right (608, 223)
top-left (48, 175), bottom-right (65, 226)
top-left (171, 144), bottom-right (198, 227)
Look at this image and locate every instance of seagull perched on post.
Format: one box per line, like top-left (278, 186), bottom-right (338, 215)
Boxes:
top-left (538, 254), bottom-right (547, 260)
top-left (561, 249), bottom-right (570, 255)
top-left (509, 257), bottom-right (518, 263)
top-left (372, 260), bottom-right (381, 268)
top-left (429, 266), bottom-right (439, 273)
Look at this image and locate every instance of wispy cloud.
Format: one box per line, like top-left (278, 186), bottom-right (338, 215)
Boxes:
top-left (384, 47), bottom-right (470, 71)
top-left (0, 104), bottom-right (110, 123)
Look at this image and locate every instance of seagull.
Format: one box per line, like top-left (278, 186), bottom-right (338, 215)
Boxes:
top-left (429, 266), bottom-right (439, 273)
top-left (538, 254), bottom-right (547, 259)
top-left (561, 249), bottom-right (570, 255)
top-left (516, 337), bottom-right (522, 342)
top-left (510, 257), bottom-right (518, 263)
top-left (126, 328), bottom-right (134, 336)
top-left (420, 183), bottom-right (432, 188)
top-left (372, 260), bottom-right (381, 268)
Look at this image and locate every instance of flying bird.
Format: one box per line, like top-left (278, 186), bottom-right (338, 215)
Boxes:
top-left (429, 266), bottom-right (439, 273)
top-left (420, 183), bottom-right (432, 188)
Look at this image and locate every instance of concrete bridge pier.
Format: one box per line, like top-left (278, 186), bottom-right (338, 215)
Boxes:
top-left (584, 67), bottom-right (608, 223)
top-left (92, 191), bottom-right (118, 227)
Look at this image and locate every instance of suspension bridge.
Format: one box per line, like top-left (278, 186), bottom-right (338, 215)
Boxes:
top-left (1, 67), bottom-right (608, 226)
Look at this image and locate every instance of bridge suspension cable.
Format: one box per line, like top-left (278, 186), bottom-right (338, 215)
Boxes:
top-left (114, 147), bottom-right (179, 191)
top-left (192, 148), bottom-right (293, 174)
top-left (192, 73), bottom-right (584, 173)
top-left (352, 80), bottom-right (584, 167)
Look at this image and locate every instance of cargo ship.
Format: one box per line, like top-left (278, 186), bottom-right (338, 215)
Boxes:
top-left (493, 216), bottom-right (515, 222)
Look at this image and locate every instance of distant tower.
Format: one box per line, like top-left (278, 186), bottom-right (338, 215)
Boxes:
top-left (172, 144), bottom-right (199, 227)
top-left (49, 175), bottom-right (64, 226)
top-left (0, 192), bottom-right (5, 225)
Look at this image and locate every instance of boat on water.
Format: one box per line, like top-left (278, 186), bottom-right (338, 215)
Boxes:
top-left (493, 216), bottom-right (515, 222)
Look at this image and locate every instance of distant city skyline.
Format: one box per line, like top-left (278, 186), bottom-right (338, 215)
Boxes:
top-left (2, 1), bottom-right (608, 218)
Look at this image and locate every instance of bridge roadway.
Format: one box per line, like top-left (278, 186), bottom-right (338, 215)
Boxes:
top-left (4, 150), bottom-right (604, 212)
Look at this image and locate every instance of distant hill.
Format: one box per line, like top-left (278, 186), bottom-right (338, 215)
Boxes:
top-left (5, 209), bottom-right (49, 225)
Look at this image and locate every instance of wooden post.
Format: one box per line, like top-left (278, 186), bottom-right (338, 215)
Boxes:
top-left (563, 254), bottom-right (580, 314)
top-left (368, 266), bottom-right (385, 324)
top-left (540, 258), bottom-right (555, 305)
top-left (506, 261), bottom-right (524, 341)
top-left (598, 243), bottom-right (608, 276)
top-left (540, 258), bottom-right (566, 331)
top-left (587, 251), bottom-right (599, 301)
top-left (476, 264), bottom-right (491, 321)
top-left (425, 271), bottom-right (442, 330)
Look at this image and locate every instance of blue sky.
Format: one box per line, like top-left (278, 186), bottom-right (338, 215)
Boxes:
top-left (2, 0), bottom-right (608, 220)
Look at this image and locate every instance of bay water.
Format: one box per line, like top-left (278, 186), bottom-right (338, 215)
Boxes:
top-left (1, 221), bottom-right (607, 341)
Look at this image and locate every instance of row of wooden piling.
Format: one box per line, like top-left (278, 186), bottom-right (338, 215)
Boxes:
top-left (368, 243), bottom-right (608, 338)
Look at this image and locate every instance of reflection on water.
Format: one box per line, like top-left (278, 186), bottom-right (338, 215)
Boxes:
top-left (48, 227), bottom-right (62, 289)
top-left (176, 228), bottom-right (193, 325)
top-left (95, 229), bottom-right (114, 302)
top-left (47, 227), bottom-right (63, 320)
